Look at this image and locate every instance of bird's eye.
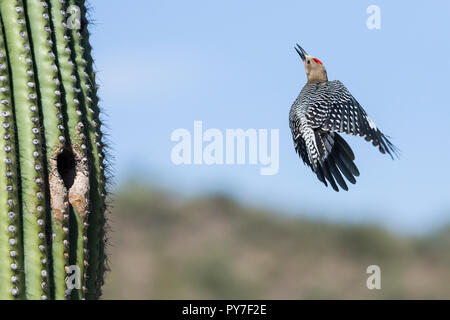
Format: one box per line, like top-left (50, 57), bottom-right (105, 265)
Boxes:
top-left (307, 60), bottom-right (310, 64)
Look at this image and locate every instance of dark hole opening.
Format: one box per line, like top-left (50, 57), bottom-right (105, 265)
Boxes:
top-left (56, 149), bottom-right (76, 190)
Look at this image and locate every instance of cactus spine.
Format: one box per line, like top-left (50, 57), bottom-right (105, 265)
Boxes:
top-left (0, 0), bottom-right (107, 300)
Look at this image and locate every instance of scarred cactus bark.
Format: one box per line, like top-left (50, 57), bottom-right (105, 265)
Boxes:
top-left (0, 0), bottom-right (107, 300)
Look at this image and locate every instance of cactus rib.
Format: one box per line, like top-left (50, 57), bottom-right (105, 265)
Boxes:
top-left (0, 17), bottom-right (24, 300)
top-left (70, 0), bottom-right (107, 299)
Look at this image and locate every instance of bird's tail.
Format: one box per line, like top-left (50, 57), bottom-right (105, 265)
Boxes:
top-left (314, 133), bottom-right (360, 192)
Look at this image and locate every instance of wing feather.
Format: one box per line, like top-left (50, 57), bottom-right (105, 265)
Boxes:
top-left (307, 80), bottom-right (398, 158)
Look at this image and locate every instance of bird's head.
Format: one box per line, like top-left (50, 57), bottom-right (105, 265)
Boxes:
top-left (295, 44), bottom-right (328, 83)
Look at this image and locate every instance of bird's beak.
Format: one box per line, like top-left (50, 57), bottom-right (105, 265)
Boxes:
top-left (295, 43), bottom-right (307, 61)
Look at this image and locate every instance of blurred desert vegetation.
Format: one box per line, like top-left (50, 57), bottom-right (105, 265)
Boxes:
top-left (102, 182), bottom-right (450, 299)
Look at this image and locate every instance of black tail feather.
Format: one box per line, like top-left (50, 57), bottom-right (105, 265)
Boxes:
top-left (328, 156), bottom-right (348, 191)
top-left (322, 160), bottom-right (339, 191)
top-left (315, 166), bottom-right (327, 186)
top-left (314, 133), bottom-right (359, 192)
top-left (334, 134), bottom-right (355, 160)
top-left (334, 152), bottom-right (356, 184)
top-left (337, 150), bottom-right (359, 177)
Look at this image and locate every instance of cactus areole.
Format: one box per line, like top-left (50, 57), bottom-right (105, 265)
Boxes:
top-left (0, 0), bottom-right (107, 299)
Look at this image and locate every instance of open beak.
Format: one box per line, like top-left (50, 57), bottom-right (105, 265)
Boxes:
top-left (295, 43), bottom-right (307, 61)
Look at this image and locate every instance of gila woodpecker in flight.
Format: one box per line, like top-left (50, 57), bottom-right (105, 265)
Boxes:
top-left (289, 44), bottom-right (398, 191)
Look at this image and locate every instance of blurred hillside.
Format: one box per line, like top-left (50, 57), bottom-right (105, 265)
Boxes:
top-left (102, 184), bottom-right (450, 299)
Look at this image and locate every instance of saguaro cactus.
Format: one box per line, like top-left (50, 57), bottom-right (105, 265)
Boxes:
top-left (0, 0), bottom-right (107, 300)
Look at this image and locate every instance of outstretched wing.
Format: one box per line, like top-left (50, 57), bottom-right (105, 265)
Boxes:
top-left (306, 80), bottom-right (399, 158)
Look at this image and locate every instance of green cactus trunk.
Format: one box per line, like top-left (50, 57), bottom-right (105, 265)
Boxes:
top-left (0, 0), bottom-right (107, 300)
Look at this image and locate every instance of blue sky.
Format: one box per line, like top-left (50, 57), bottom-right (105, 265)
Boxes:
top-left (89, 0), bottom-right (450, 233)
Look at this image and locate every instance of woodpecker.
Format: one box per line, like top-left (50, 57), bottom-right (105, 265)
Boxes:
top-left (289, 44), bottom-right (398, 191)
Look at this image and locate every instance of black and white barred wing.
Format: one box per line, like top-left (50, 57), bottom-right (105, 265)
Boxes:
top-left (306, 80), bottom-right (398, 158)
